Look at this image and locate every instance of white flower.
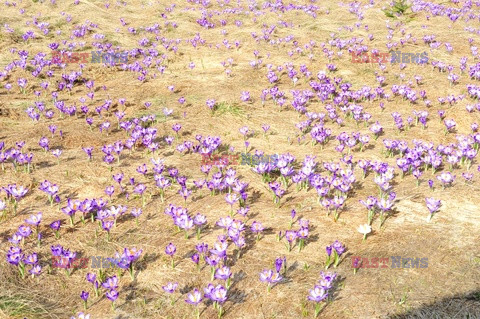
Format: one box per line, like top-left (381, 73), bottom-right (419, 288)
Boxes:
top-left (357, 224), bottom-right (372, 240)
top-left (357, 224), bottom-right (372, 234)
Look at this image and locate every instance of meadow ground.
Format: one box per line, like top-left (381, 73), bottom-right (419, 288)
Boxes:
top-left (0, 0), bottom-right (480, 318)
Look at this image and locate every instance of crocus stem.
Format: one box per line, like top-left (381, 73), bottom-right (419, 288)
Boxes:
top-left (18, 263), bottom-right (25, 279)
top-left (129, 266), bottom-right (134, 280)
top-left (314, 303), bottom-right (322, 317)
top-left (333, 251), bottom-right (340, 267)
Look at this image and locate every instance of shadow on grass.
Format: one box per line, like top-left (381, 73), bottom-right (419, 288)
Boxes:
top-left (389, 290), bottom-right (480, 319)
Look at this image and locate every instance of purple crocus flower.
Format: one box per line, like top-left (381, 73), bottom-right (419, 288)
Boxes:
top-left (185, 288), bottom-right (203, 306)
top-left (29, 264), bottom-right (42, 277)
top-left (25, 212), bottom-right (42, 228)
top-left (247, 220), bottom-right (263, 241)
top-left (191, 253), bottom-right (200, 268)
top-left (165, 243), bottom-right (176, 268)
top-left (49, 220), bottom-right (61, 238)
top-left (17, 225), bottom-right (32, 238)
top-left (215, 266), bottom-right (232, 288)
top-left (102, 220), bottom-right (114, 241)
top-left (86, 273), bottom-right (96, 284)
top-left (425, 197), bottom-right (441, 222)
top-left (105, 186), bottom-right (115, 198)
top-left (274, 257), bottom-right (285, 274)
top-left (240, 91), bottom-right (250, 102)
top-left (259, 269), bottom-right (283, 292)
top-left (83, 147), bottom-right (93, 161)
top-left (284, 230), bottom-right (297, 251)
top-left (102, 276), bottom-right (119, 290)
top-left (210, 284), bottom-right (228, 308)
top-left (308, 286), bottom-right (328, 303)
top-left (436, 171), bottom-right (455, 188)
top-left (239, 126), bottom-right (249, 139)
top-left (80, 291), bottom-right (89, 309)
top-left (332, 240), bottom-right (345, 256)
top-left (24, 253), bottom-right (38, 265)
top-left (39, 137), bottom-right (49, 151)
top-left (206, 99), bottom-right (216, 110)
top-left (163, 282), bottom-right (178, 294)
top-left (106, 290), bottom-right (119, 310)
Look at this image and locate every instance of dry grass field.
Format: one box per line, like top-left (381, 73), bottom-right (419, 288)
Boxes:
top-left (0, 0), bottom-right (479, 318)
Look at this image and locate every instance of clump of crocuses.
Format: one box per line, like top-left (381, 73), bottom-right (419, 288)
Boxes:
top-left (307, 272), bottom-right (337, 317)
top-left (325, 240), bottom-right (345, 269)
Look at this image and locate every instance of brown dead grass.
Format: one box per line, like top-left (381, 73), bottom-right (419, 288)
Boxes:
top-left (0, 0), bottom-right (480, 318)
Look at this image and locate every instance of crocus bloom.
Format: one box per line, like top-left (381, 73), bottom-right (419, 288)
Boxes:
top-left (425, 197), bottom-right (441, 222)
top-left (259, 269), bottom-right (282, 292)
top-left (185, 288), bottom-right (203, 305)
top-left (250, 219), bottom-right (264, 235)
top-left (357, 224), bottom-right (372, 241)
top-left (165, 243), bottom-right (176, 256)
top-left (240, 91), bottom-right (250, 102)
top-left (102, 276), bottom-right (119, 290)
top-left (25, 213), bottom-right (42, 228)
top-left (29, 264), bottom-right (42, 277)
top-left (275, 257), bottom-right (285, 274)
top-left (211, 284), bottom-right (228, 305)
top-left (284, 230), bottom-right (297, 251)
top-left (106, 290), bottom-right (118, 302)
top-left (162, 282), bottom-right (178, 294)
top-left (215, 266), bottom-right (232, 288)
top-left (308, 285), bottom-right (328, 303)
top-left (80, 291), bottom-right (89, 309)
top-left (106, 290), bottom-right (118, 310)
top-left (165, 243), bottom-right (176, 268)
top-left (436, 172), bottom-right (455, 188)
top-left (71, 313), bottom-right (90, 319)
